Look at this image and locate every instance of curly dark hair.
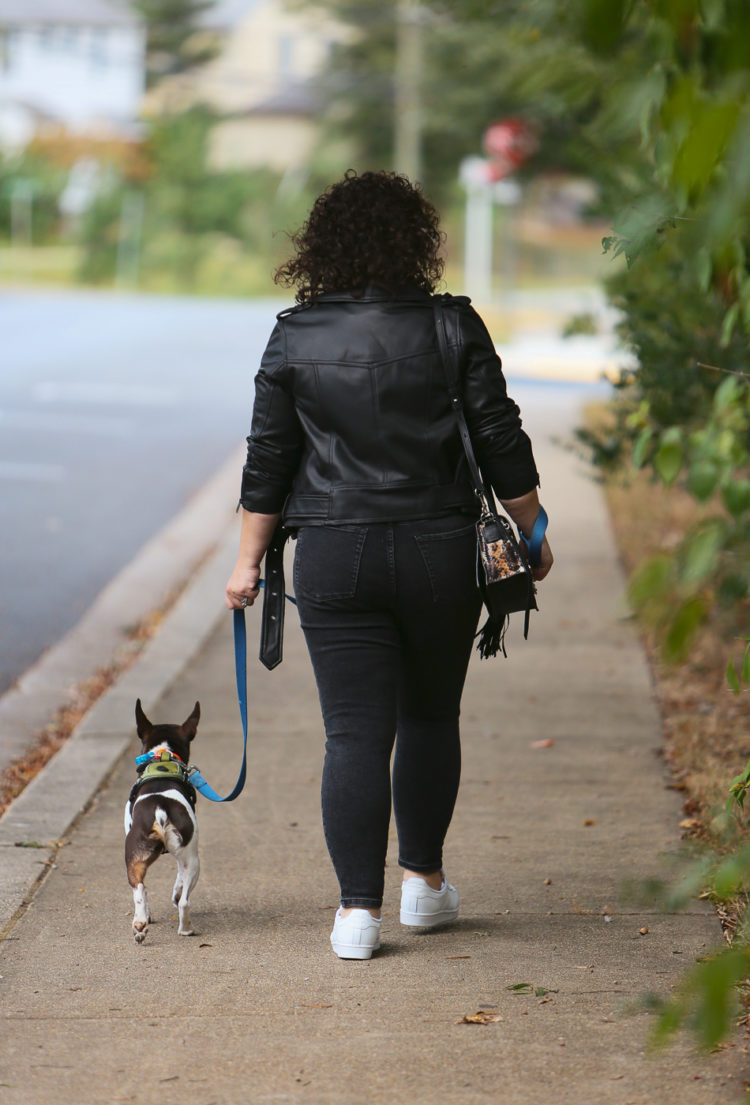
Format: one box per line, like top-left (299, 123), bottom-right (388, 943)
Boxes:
top-left (274, 170), bottom-right (445, 302)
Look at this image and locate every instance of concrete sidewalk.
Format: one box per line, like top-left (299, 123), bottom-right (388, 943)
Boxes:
top-left (0, 386), bottom-right (745, 1104)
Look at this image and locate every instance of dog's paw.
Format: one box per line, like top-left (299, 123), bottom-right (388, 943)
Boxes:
top-left (133, 930), bottom-right (147, 944)
top-left (178, 927), bottom-right (195, 937)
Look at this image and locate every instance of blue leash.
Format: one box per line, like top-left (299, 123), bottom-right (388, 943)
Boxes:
top-left (519, 505), bottom-right (548, 568)
top-left (188, 581), bottom-right (298, 802)
top-left (188, 609), bottom-right (249, 803)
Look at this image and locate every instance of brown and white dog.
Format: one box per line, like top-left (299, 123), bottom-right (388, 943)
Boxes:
top-left (124, 699), bottom-right (200, 943)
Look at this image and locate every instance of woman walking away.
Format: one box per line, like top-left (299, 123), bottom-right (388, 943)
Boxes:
top-left (225, 170), bottom-right (553, 960)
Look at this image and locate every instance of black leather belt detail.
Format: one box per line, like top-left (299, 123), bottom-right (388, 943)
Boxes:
top-left (260, 524), bottom-right (290, 670)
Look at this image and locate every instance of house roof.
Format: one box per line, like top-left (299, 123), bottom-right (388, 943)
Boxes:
top-left (248, 82), bottom-right (320, 117)
top-left (0, 0), bottom-right (141, 28)
top-left (198, 0), bottom-right (263, 31)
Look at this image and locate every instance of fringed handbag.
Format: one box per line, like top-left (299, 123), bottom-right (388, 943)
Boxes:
top-left (433, 296), bottom-right (547, 658)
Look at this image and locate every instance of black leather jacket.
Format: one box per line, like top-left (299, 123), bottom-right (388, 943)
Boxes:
top-left (239, 287), bottom-right (539, 526)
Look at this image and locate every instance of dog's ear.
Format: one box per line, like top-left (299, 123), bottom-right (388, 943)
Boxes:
top-left (181, 701), bottom-right (200, 742)
top-left (135, 698), bottom-right (152, 740)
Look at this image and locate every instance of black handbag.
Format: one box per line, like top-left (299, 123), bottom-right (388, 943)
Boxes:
top-left (432, 295), bottom-right (541, 657)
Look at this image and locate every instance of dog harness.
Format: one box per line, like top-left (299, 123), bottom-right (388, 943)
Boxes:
top-left (129, 748), bottom-right (197, 810)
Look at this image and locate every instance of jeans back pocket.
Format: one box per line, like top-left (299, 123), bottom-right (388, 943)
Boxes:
top-left (415, 522), bottom-right (478, 604)
top-left (293, 526), bottom-right (367, 601)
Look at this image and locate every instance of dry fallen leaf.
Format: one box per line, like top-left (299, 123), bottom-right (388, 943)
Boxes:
top-left (639, 927), bottom-right (649, 936)
top-left (583, 819), bottom-right (596, 827)
top-left (531, 739), bottom-right (555, 749)
top-left (456, 1010), bottom-right (503, 1025)
top-left (446, 955), bottom-right (471, 960)
top-left (300, 1003), bottom-right (333, 1009)
top-left (544, 877), bottom-right (552, 885)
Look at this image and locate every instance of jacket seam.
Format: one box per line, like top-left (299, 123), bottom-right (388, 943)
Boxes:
top-left (279, 348), bottom-right (452, 369)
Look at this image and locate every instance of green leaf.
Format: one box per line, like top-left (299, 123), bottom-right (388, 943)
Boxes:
top-left (505, 982), bottom-right (533, 992)
top-left (691, 947), bottom-right (750, 1051)
top-left (663, 597), bottom-right (707, 664)
top-left (714, 374), bottom-right (743, 411)
top-left (578, 0), bottom-right (632, 53)
top-left (720, 303), bottom-right (740, 349)
top-left (679, 520), bottom-right (725, 587)
top-left (727, 657), bottom-right (741, 695)
top-left (627, 554), bottom-right (673, 609)
top-left (695, 248), bottom-right (712, 293)
top-left (649, 993), bottom-right (687, 1050)
top-left (712, 849), bottom-right (750, 900)
top-left (721, 478), bottom-right (750, 518)
top-left (632, 426), bottom-right (653, 468)
top-left (672, 98), bottom-right (742, 202)
top-left (650, 947), bottom-right (750, 1051)
top-left (604, 196), bottom-right (676, 267)
top-left (654, 427), bottom-right (683, 485)
top-left (742, 642), bottom-right (750, 686)
top-left (686, 461), bottom-right (719, 502)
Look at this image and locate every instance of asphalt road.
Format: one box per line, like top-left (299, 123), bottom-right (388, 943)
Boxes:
top-left (0, 289), bottom-right (281, 696)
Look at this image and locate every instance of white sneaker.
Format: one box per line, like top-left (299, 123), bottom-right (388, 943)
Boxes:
top-left (330, 908), bottom-right (382, 959)
top-left (400, 874), bottom-right (459, 928)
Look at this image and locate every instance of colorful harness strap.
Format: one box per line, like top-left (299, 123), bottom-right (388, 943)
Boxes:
top-left (187, 609), bottom-right (248, 803)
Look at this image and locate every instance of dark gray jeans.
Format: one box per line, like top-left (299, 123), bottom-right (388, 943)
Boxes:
top-left (293, 515), bottom-right (482, 908)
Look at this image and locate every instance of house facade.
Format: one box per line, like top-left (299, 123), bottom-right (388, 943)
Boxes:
top-left (0, 0), bottom-right (145, 148)
top-left (146, 0), bottom-right (341, 173)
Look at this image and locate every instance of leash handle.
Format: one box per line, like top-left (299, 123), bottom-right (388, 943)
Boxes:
top-left (188, 609), bottom-right (248, 803)
top-left (519, 506), bottom-right (548, 569)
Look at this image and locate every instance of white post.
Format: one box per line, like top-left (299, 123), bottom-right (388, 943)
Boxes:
top-left (464, 183), bottom-right (493, 303)
top-left (10, 179), bottom-right (33, 248)
top-left (115, 191), bottom-right (145, 288)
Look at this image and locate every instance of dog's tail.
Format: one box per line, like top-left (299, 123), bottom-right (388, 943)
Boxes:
top-left (151, 808), bottom-right (183, 852)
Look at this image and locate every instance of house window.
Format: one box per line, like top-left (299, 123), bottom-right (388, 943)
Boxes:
top-left (90, 27), bottom-right (108, 68)
top-left (60, 26), bottom-right (79, 51)
top-left (0, 27), bottom-right (19, 72)
top-left (278, 34), bottom-right (295, 81)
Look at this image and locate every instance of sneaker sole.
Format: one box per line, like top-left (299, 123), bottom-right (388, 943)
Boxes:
top-left (400, 906), bottom-right (459, 928)
top-left (330, 938), bottom-right (380, 960)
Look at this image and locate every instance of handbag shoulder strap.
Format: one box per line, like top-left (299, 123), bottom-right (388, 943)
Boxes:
top-left (432, 295), bottom-right (496, 516)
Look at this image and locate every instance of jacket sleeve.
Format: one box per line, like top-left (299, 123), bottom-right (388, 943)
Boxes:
top-left (239, 322), bottom-right (304, 513)
top-left (459, 304), bottom-right (539, 500)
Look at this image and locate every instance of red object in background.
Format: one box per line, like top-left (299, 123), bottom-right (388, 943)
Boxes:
top-left (483, 118), bottom-right (537, 179)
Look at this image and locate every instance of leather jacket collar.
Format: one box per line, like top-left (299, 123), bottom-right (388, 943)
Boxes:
top-left (313, 284), bottom-right (433, 305)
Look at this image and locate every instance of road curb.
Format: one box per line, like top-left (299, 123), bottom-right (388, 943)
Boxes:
top-left (0, 510), bottom-right (240, 937)
top-left (0, 445), bottom-right (244, 776)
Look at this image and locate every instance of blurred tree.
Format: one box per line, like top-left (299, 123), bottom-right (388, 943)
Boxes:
top-left (0, 148), bottom-right (68, 244)
top-left (77, 106), bottom-right (315, 291)
top-left (305, 0), bottom-right (655, 202)
top-left (133, 0), bottom-right (218, 87)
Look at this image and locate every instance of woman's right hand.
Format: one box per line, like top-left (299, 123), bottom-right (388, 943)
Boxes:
top-left (225, 561), bottom-right (261, 609)
top-left (532, 537), bottom-right (553, 582)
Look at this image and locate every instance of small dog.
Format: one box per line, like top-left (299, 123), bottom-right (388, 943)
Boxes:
top-left (124, 699), bottom-right (200, 943)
